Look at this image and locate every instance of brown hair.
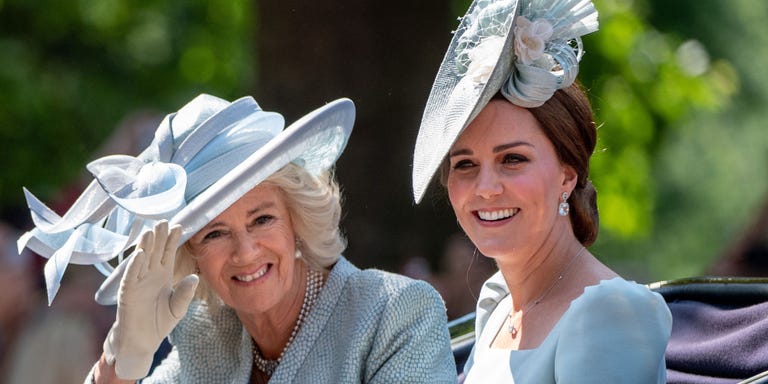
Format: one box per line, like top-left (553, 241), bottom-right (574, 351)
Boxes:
top-left (529, 82), bottom-right (599, 246)
top-left (439, 82), bottom-right (599, 246)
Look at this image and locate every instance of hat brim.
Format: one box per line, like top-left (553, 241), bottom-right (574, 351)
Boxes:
top-left (412, 0), bottom-right (599, 203)
top-left (412, 0), bottom-right (519, 203)
top-left (95, 98), bottom-right (355, 304)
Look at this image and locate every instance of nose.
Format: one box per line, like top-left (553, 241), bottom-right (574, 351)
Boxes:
top-left (475, 165), bottom-right (503, 199)
top-left (231, 233), bottom-right (259, 264)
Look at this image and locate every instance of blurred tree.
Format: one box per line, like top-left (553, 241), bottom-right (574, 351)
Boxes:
top-left (2, 0), bottom-right (765, 283)
top-left (0, 0), bottom-right (253, 216)
top-left (585, 0), bottom-right (736, 241)
top-left (638, 0), bottom-right (768, 278)
top-left (580, 0), bottom-right (743, 279)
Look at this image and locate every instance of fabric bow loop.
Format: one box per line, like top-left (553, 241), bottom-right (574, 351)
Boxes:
top-left (38, 223), bottom-right (130, 305)
top-left (88, 155), bottom-right (188, 219)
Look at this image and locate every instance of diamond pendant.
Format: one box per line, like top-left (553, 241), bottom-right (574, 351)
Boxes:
top-left (508, 323), bottom-right (518, 338)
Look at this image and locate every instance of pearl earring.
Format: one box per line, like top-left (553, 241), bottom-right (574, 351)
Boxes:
top-left (294, 238), bottom-right (303, 259)
top-left (558, 192), bottom-right (570, 216)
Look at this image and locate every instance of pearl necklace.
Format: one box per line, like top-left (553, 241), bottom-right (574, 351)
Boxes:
top-left (252, 269), bottom-right (323, 376)
top-left (507, 246), bottom-right (585, 337)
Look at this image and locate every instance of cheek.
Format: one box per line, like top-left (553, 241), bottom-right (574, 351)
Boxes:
top-left (195, 257), bottom-right (220, 277)
top-left (192, 243), bottom-right (230, 271)
top-left (447, 180), bottom-right (473, 231)
top-left (191, 246), bottom-right (224, 272)
top-left (274, 223), bottom-right (297, 254)
top-left (446, 177), bottom-right (465, 206)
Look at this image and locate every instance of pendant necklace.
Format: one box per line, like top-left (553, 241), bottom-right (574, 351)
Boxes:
top-left (507, 246), bottom-right (585, 338)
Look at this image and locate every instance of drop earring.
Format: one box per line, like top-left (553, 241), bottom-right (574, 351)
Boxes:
top-left (294, 238), bottom-right (303, 259)
top-left (558, 192), bottom-right (570, 216)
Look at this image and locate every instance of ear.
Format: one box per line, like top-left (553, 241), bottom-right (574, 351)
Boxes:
top-left (561, 164), bottom-right (578, 193)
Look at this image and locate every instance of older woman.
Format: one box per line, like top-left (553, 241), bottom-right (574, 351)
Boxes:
top-left (19, 94), bottom-right (456, 383)
top-left (412, 0), bottom-right (672, 382)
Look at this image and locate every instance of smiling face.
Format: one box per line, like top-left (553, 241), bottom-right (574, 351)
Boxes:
top-left (187, 184), bottom-right (303, 316)
top-left (446, 100), bottom-right (577, 260)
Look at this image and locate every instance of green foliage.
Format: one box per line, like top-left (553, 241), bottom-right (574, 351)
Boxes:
top-left (636, 0), bottom-right (768, 279)
top-left (587, 0), bottom-right (736, 246)
top-left (0, 0), bottom-right (253, 212)
top-left (3, 0), bottom-right (765, 283)
top-left (587, 0), bottom-right (768, 280)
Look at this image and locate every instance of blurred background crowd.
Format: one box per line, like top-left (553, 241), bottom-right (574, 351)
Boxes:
top-left (1, 0), bottom-right (767, 382)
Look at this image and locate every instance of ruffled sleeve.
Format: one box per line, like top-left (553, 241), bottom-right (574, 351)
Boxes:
top-left (473, 271), bottom-right (509, 339)
top-left (555, 278), bottom-right (672, 383)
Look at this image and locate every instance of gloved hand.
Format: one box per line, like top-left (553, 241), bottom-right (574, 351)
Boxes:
top-left (103, 220), bottom-right (199, 380)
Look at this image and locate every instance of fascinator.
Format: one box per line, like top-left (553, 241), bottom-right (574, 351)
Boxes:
top-left (412, 0), bottom-right (599, 203)
top-left (18, 94), bottom-right (355, 305)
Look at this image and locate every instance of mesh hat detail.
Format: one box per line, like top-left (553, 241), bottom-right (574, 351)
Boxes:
top-left (412, 0), bottom-right (598, 203)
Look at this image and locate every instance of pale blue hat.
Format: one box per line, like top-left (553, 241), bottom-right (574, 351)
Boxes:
top-left (412, 0), bottom-right (599, 203)
top-left (18, 94), bottom-right (355, 305)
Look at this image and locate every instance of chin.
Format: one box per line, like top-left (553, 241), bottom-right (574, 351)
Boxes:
top-left (473, 240), bottom-right (517, 259)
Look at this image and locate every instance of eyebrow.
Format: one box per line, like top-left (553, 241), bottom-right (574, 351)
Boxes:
top-left (202, 201), bottom-right (277, 229)
top-left (448, 141), bottom-right (534, 158)
top-left (246, 201), bottom-right (276, 216)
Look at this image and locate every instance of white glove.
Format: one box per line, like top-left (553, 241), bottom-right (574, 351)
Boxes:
top-left (103, 220), bottom-right (199, 380)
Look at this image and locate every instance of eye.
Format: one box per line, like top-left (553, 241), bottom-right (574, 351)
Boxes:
top-left (451, 159), bottom-right (476, 170)
top-left (253, 215), bottom-right (275, 226)
top-left (502, 153), bottom-right (528, 165)
top-left (202, 230), bottom-right (224, 241)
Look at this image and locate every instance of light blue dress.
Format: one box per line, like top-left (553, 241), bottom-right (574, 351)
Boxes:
top-left (463, 273), bottom-right (672, 383)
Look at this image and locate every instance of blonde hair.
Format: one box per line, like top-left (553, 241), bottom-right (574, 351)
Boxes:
top-left (174, 163), bottom-right (346, 309)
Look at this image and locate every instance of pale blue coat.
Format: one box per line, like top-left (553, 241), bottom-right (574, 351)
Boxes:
top-left (124, 256), bottom-right (456, 383)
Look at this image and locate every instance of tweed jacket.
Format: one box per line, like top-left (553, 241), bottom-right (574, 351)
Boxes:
top-left (90, 256), bottom-right (457, 383)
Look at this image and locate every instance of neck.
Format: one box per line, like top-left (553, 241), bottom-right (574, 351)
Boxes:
top-left (497, 236), bottom-right (584, 312)
top-left (239, 262), bottom-right (308, 359)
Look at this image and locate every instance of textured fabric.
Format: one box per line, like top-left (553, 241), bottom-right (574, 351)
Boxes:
top-left (666, 300), bottom-right (768, 383)
top-left (97, 256), bottom-right (457, 383)
top-left (463, 273), bottom-right (672, 383)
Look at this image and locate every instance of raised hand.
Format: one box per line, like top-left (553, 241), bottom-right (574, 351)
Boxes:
top-left (103, 220), bottom-right (199, 380)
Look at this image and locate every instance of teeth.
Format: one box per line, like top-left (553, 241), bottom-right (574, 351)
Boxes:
top-left (234, 265), bottom-right (268, 282)
top-left (478, 208), bottom-right (517, 221)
